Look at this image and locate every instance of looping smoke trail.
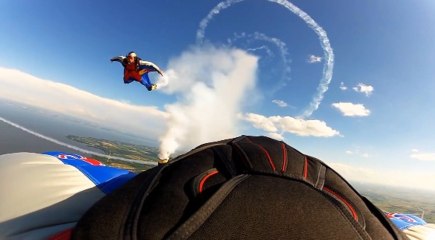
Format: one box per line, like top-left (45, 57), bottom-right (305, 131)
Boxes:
top-left (270, 0), bottom-right (334, 118)
top-left (229, 32), bottom-right (292, 92)
top-left (196, 0), bottom-right (334, 118)
top-left (196, 0), bottom-right (244, 44)
top-left (0, 117), bottom-right (157, 166)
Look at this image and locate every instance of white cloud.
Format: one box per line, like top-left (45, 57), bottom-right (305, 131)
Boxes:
top-left (340, 82), bottom-right (347, 91)
top-left (345, 148), bottom-right (370, 158)
top-left (272, 99), bottom-right (288, 107)
top-left (243, 113), bottom-right (340, 138)
top-left (0, 67), bottom-right (167, 139)
top-left (267, 132), bottom-right (285, 141)
top-left (410, 149), bottom-right (435, 161)
top-left (328, 162), bottom-right (435, 192)
top-left (332, 102), bottom-right (370, 117)
top-left (307, 54), bottom-right (322, 63)
top-left (353, 83), bottom-right (374, 96)
top-left (244, 113), bottom-right (278, 133)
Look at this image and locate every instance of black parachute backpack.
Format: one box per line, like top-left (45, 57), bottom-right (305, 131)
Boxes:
top-left (72, 135), bottom-right (406, 240)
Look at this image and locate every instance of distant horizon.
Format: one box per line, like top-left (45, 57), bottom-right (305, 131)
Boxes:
top-left (0, 100), bottom-right (159, 166)
top-left (0, 99), bottom-right (158, 147)
top-left (2, 112), bottom-right (435, 196)
top-left (1, 98), bottom-right (435, 193)
top-left (352, 181), bottom-right (435, 196)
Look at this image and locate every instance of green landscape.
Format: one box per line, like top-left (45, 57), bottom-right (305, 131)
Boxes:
top-left (355, 183), bottom-right (435, 223)
top-left (69, 135), bottom-right (435, 223)
top-left (67, 135), bottom-right (159, 172)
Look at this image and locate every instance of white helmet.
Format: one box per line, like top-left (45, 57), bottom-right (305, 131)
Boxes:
top-left (127, 51), bottom-right (137, 58)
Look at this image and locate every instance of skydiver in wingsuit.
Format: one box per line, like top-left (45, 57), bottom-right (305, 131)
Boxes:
top-left (111, 51), bottom-right (163, 91)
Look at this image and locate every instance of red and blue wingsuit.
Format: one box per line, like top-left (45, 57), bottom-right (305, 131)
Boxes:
top-left (111, 51), bottom-right (163, 91)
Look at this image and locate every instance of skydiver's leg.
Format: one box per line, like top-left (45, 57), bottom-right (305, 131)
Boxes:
top-left (140, 73), bottom-right (152, 89)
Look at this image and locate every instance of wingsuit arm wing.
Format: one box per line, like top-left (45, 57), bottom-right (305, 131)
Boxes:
top-left (139, 60), bottom-right (164, 76)
top-left (110, 56), bottom-right (126, 63)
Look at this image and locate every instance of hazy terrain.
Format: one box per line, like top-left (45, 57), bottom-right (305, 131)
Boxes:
top-left (0, 100), bottom-right (157, 153)
top-left (354, 182), bottom-right (435, 223)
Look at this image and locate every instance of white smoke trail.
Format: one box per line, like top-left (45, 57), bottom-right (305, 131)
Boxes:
top-left (155, 75), bottom-right (169, 89)
top-left (196, 0), bottom-right (334, 118)
top-left (0, 116), bottom-right (157, 166)
top-left (157, 46), bottom-right (258, 160)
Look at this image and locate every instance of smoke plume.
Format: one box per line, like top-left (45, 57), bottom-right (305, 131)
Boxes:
top-left (158, 46), bottom-right (258, 159)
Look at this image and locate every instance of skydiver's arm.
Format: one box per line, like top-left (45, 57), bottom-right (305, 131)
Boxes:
top-left (110, 56), bottom-right (126, 63)
top-left (139, 60), bottom-right (164, 76)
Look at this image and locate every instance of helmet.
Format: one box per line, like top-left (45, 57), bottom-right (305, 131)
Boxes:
top-left (127, 51), bottom-right (137, 58)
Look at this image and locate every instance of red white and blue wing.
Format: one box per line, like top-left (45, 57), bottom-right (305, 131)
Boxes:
top-left (0, 152), bottom-right (135, 239)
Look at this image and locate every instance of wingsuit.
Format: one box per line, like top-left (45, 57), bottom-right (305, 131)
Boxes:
top-left (111, 51), bottom-right (163, 91)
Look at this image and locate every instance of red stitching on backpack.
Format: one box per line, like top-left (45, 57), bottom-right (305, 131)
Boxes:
top-left (198, 169), bottom-right (219, 193)
top-left (245, 138), bottom-right (276, 172)
top-left (323, 186), bottom-right (358, 221)
top-left (281, 143), bottom-right (287, 173)
top-left (303, 156), bottom-right (308, 179)
top-left (257, 144), bottom-right (276, 172)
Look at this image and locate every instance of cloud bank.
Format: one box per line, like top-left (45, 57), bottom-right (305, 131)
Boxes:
top-left (0, 67), bottom-right (167, 139)
top-left (330, 162), bottom-right (435, 192)
top-left (410, 149), bottom-right (435, 162)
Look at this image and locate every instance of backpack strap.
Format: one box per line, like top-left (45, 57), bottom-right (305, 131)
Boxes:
top-left (168, 175), bottom-right (250, 240)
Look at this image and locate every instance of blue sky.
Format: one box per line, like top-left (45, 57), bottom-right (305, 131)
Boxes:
top-left (1, 0), bottom-right (435, 190)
